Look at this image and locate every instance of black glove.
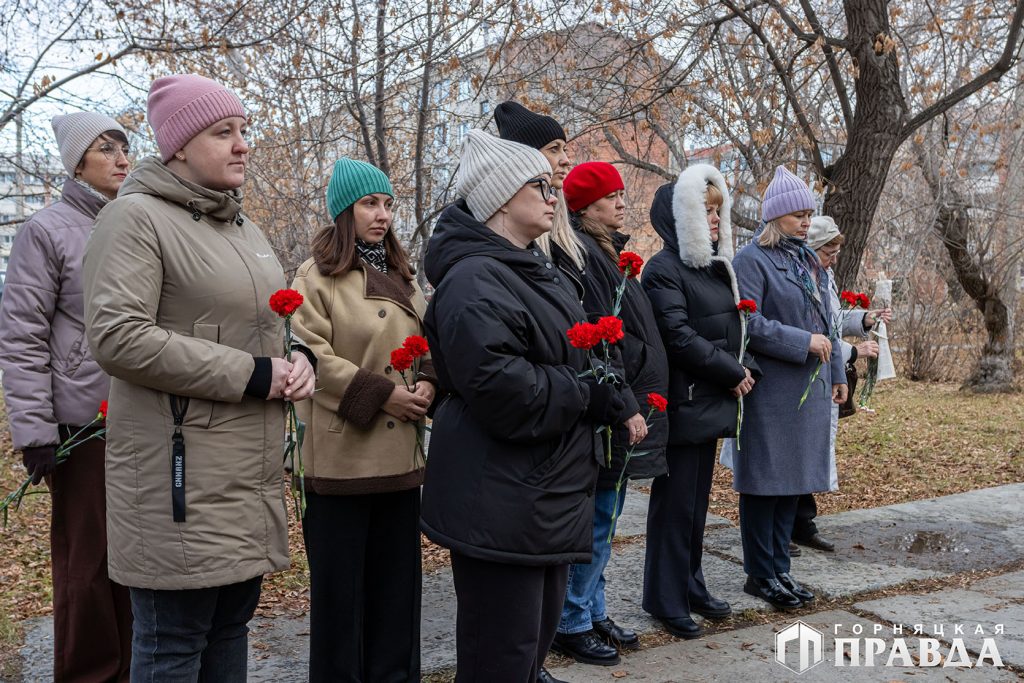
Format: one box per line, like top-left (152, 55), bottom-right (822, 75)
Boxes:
top-left (582, 377), bottom-right (626, 425)
top-left (23, 445), bottom-right (58, 485)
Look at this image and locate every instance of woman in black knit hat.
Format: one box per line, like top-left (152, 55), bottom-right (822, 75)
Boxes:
top-left (495, 101), bottom-right (587, 304)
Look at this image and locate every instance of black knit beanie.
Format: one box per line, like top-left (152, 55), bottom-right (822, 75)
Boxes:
top-left (494, 101), bottom-right (567, 150)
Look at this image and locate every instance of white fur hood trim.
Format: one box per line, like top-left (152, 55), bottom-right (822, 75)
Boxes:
top-left (672, 163), bottom-right (733, 268)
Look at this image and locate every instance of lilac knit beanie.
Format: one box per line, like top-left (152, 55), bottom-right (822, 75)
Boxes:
top-left (761, 165), bottom-right (817, 222)
top-left (147, 74), bottom-right (246, 162)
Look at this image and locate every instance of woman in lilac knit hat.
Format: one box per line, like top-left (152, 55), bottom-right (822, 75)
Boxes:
top-left (82, 74), bottom-right (316, 682)
top-left (728, 166), bottom-right (847, 611)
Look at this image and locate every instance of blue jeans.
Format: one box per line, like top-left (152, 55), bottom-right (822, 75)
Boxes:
top-left (558, 487), bottom-right (626, 634)
top-left (129, 576), bottom-right (262, 683)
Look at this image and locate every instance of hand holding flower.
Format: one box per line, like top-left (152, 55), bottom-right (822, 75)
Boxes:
top-left (383, 384), bottom-right (430, 422)
top-left (284, 353), bottom-right (315, 401)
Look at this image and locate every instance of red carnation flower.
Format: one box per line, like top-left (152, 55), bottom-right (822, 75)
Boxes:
top-left (857, 293), bottom-right (871, 309)
top-left (402, 335), bottom-right (429, 358)
top-left (567, 322), bottom-right (602, 350)
top-left (596, 316), bottom-right (625, 344)
top-left (618, 251), bottom-right (644, 278)
top-left (98, 400), bottom-right (108, 421)
top-left (840, 290), bottom-right (858, 307)
top-left (269, 289), bottom-right (304, 317)
top-left (390, 347), bottom-right (414, 373)
top-left (737, 299), bottom-right (757, 314)
top-left (647, 392), bottom-right (668, 412)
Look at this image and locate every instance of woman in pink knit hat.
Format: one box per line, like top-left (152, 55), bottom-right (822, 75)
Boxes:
top-left (728, 166), bottom-right (846, 611)
top-left (82, 74), bottom-right (316, 682)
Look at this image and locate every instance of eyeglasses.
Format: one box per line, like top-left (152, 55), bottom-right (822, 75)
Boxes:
top-left (88, 143), bottom-right (132, 161)
top-left (526, 177), bottom-right (558, 202)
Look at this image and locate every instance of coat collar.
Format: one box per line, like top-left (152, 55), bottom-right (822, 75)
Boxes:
top-left (358, 261), bottom-right (419, 319)
top-left (119, 156), bottom-right (245, 224)
top-left (758, 243), bottom-right (831, 326)
top-left (60, 178), bottom-right (108, 220)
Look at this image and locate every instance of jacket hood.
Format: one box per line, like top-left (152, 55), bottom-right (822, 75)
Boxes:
top-left (424, 200), bottom-right (545, 287)
top-left (672, 163), bottom-right (733, 267)
top-left (118, 156), bottom-right (245, 223)
top-left (649, 183), bottom-right (678, 252)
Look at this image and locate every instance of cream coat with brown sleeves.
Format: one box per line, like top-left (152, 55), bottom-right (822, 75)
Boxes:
top-left (83, 157), bottom-right (292, 590)
top-left (290, 258), bottom-right (432, 495)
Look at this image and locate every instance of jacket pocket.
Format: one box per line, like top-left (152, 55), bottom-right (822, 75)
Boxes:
top-left (186, 323), bottom-right (219, 429)
top-left (64, 333), bottom-right (88, 375)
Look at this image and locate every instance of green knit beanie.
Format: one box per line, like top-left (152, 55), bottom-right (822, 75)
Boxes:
top-left (326, 158), bottom-right (394, 220)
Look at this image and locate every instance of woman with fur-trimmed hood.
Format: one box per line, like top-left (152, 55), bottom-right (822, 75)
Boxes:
top-left (640, 164), bottom-right (759, 638)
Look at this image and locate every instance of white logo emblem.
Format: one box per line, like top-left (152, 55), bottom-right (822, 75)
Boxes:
top-left (776, 621), bottom-right (825, 674)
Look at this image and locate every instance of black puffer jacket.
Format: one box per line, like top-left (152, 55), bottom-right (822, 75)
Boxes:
top-left (641, 171), bottom-right (759, 446)
top-left (574, 227), bottom-right (669, 487)
top-left (420, 201), bottom-right (601, 566)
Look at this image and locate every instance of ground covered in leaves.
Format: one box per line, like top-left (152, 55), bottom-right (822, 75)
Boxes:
top-left (0, 378), bottom-right (1021, 676)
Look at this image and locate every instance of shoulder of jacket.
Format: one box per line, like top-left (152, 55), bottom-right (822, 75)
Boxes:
top-left (293, 257), bottom-right (318, 279)
top-left (16, 201), bottom-right (89, 236)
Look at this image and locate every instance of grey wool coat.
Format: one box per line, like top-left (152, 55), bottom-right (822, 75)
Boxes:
top-left (730, 240), bottom-right (845, 496)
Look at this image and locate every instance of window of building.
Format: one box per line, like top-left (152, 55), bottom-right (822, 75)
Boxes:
top-left (433, 124), bottom-right (448, 150)
top-left (458, 79), bottom-right (473, 101)
top-left (480, 100), bottom-right (491, 116)
top-left (457, 122), bottom-right (470, 143)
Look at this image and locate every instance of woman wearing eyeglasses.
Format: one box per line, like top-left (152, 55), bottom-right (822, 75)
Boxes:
top-left (0, 113), bottom-right (133, 681)
top-left (550, 162), bottom-right (668, 667)
top-left (421, 130), bottom-right (627, 682)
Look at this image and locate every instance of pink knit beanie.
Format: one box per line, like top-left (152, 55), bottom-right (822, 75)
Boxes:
top-left (147, 74), bottom-right (246, 162)
top-left (761, 165), bottom-right (817, 222)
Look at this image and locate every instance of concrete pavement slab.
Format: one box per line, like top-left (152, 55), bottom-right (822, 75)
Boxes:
top-left (855, 573), bottom-right (1024, 669)
top-left (703, 525), bottom-right (945, 599)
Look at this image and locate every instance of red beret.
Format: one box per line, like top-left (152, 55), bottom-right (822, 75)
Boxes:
top-left (563, 161), bottom-right (624, 213)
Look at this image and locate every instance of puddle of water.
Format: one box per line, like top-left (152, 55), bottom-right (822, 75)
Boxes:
top-left (901, 530), bottom-right (969, 554)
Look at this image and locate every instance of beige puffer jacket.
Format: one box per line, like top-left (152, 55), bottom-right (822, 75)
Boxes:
top-left (83, 157), bottom-right (291, 590)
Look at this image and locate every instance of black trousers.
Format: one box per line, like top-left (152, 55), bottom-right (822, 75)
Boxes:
top-left (302, 488), bottom-right (421, 683)
top-left (792, 493), bottom-right (819, 540)
top-left (450, 552), bottom-right (569, 683)
top-left (642, 441), bottom-right (716, 618)
top-left (739, 493), bottom-right (799, 579)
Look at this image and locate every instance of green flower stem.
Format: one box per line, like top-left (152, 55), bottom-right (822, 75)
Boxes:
top-left (798, 359), bottom-right (824, 409)
top-left (1, 416), bottom-right (106, 528)
top-left (607, 406), bottom-right (655, 543)
top-left (283, 314), bottom-right (306, 517)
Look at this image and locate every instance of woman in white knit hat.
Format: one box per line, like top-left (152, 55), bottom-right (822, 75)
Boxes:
top-left (420, 129), bottom-right (628, 683)
top-left (0, 112), bottom-right (134, 681)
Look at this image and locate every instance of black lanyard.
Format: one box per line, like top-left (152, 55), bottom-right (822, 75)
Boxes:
top-left (169, 395), bottom-right (190, 523)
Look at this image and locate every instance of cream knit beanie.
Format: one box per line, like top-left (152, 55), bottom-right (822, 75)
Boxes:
top-left (51, 112), bottom-right (126, 177)
top-left (456, 129), bottom-right (552, 221)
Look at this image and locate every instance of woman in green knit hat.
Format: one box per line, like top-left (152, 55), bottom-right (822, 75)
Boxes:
top-left (290, 157), bottom-right (436, 681)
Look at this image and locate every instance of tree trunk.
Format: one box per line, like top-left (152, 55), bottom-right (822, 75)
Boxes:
top-left (915, 144), bottom-right (1017, 393)
top-left (411, 0), bottom-right (435, 288)
top-left (827, 0), bottom-right (905, 290)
